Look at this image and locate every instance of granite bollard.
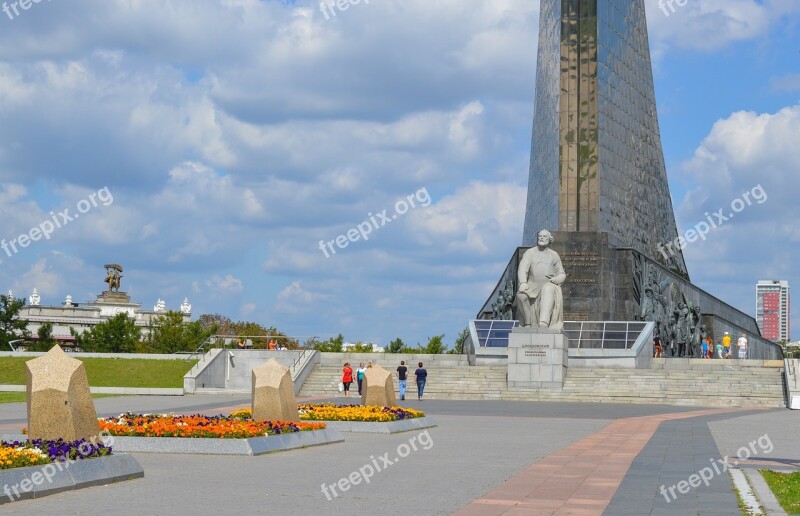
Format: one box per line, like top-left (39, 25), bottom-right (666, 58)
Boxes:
top-left (252, 358), bottom-right (299, 422)
top-left (361, 365), bottom-right (397, 407)
top-left (26, 345), bottom-right (99, 441)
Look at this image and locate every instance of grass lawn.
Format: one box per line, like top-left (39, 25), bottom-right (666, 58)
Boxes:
top-left (0, 357), bottom-right (197, 389)
top-left (0, 392), bottom-right (121, 404)
top-left (760, 470), bottom-right (800, 514)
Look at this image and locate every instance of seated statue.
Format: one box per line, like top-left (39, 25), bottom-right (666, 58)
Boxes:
top-left (514, 230), bottom-right (566, 329)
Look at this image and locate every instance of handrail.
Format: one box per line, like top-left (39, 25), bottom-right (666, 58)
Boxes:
top-left (184, 334), bottom-right (319, 362)
top-left (290, 338), bottom-right (319, 376)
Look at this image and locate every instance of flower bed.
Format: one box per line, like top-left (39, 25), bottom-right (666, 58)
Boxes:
top-left (99, 413), bottom-right (326, 439)
top-left (231, 405), bottom-right (425, 423)
top-left (0, 438), bottom-right (111, 470)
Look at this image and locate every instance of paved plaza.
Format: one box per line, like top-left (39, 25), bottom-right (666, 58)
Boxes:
top-left (0, 396), bottom-right (797, 515)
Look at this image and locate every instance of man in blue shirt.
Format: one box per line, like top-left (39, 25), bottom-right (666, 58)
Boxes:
top-left (415, 362), bottom-right (428, 400)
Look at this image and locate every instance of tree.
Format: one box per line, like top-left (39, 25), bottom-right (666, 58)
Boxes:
top-left (71, 312), bottom-right (141, 353)
top-left (29, 322), bottom-right (57, 352)
top-left (315, 334), bottom-right (344, 352)
top-left (196, 314), bottom-right (297, 349)
top-left (197, 313), bottom-right (234, 335)
top-left (387, 337), bottom-right (406, 354)
top-left (349, 342), bottom-right (374, 353)
top-left (0, 294), bottom-right (29, 351)
top-left (449, 327), bottom-right (470, 354)
top-left (419, 334), bottom-right (448, 354)
top-left (147, 311), bottom-right (215, 354)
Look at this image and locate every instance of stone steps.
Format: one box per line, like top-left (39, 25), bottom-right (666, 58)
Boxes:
top-left (297, 364), bottom-right (786, 407)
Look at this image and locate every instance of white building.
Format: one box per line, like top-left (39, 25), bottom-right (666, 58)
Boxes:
top-left (18, 288), bottom-right (192, 348)
top-left (756, 280), bottom-right (790, 342)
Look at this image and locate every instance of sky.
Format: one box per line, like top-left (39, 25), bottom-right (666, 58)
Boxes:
top-left (0, 0), bottom-right (798, 346)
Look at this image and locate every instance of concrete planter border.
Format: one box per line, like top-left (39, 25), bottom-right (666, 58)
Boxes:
top-left (318, 417), bottom-right (436, 434)
top-left (0, 454), bottom-right (143, 505)
top-left (103, 428), bottom-right (344, 455)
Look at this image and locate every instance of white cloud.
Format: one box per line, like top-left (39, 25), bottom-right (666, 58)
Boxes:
top-left (407, 181), bottom-right (525, 254)
top-left (675, 104), bottom-right (800, 317)
top-left (205, 274), bottom-right (244, 294)
top-left (645, 0), bottom-right (796, 54)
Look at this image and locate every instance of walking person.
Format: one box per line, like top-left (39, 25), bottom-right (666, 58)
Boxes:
top-left (396, 361), bottom-right (408, 400)
top-left (722, 332), bottom-right (731, 359)
top-left (653, 333), bottom-right (663, 358)
top-left (414, 362), bottom-right (427, 400)
top-left (356, 362), bottom-right (367, 396)
top-left (341, 362), bottom-right (353, 399)
top-left (737, 334), bottom-right (749, 360)
top-left (701, 337), bottom-right (709, 360)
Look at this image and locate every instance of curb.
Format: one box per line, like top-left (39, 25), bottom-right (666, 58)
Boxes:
top-left (100, 429), bottom-right (344, 455)
top-left (744, 469), bottom-right (789, 516)
top-left (0, 454), bottom-right (143, 504)
top-left (0, 385), bottom-right (184, 396)
top-left (319, 417), bottom-right (437, 434)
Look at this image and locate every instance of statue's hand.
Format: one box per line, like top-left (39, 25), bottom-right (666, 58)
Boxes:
top-left (518, 282), bottom-right (529, 293)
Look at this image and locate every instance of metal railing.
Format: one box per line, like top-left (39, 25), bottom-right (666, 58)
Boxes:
top-left (563, 322), bottom-right (649, 350)
top-left (290, 338), bottom-right (319, 377)
top-left (184, 334), bottom-right (317, 362)
top-left (468, 320), bottom-right (651, 351)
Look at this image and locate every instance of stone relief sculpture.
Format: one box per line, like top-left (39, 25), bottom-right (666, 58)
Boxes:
top-left (638, 259), bottom-right (706, 358)
top-left (514, 230), bottom-right (566, 330)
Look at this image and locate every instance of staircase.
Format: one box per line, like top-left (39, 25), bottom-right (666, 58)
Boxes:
top-left (298, 365), bottom-right (509, 399)
top-left (298, 361), bottom-right (786, 407)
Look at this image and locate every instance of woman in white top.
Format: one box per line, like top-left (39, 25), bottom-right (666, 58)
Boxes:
top-left (737, 334), bottom-right (748, 360)
top-left (356, 363), bottom-right (367, 395)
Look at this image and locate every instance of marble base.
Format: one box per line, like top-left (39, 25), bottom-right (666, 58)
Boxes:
top-left (508, 328), bottom-right (569, 389)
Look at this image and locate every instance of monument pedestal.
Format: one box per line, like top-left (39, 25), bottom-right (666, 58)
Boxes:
top-left (508, 328), bottom-right (568, 389)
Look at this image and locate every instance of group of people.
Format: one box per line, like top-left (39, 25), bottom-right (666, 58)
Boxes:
top-left (654, 331), bottom-right (749, 359)
top-left (341, 361), bottom-right (428, 400)
top-left (235, 338), bottom-right (287, 350)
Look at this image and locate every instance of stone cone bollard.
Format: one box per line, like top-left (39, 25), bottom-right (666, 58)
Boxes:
top-left (252, 358), bottom-right (299, 422)
top-left (26, 345), bottom-right (99, 441)
top-left (361, 365), bottom-right (397, 407)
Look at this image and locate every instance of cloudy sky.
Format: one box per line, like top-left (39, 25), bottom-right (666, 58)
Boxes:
top-left (0, 0), bottom-right (798, 346)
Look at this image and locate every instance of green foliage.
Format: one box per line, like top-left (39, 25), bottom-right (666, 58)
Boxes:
top-left (349, 342), bottom-right (375, 353)
top-left (315, 333), bottom-right (344, 352)
top-left (0, 357), bottom-right (196, 388)
top-left (418, 334), bottom-right (447, 354)
top-left (449, 327), bottom-right (470, 354)
top-left (0, 295), bottom-right (29, 351)
top-left (71, 313), bottom-right (141, 353)
top-left (387, 338), bottom-right (405, 353)
top-left (145, 311), bottom-right (215, 354)
top-left (196, 313), bottom-right (297, 349)
top-left (28, 323), bottom-right (57, 352)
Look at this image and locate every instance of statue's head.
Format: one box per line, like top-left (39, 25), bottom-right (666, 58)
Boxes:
top-left (645, 287), bottom-right (653, 297)
top-left (537, 230), bottom-right (554, 247)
